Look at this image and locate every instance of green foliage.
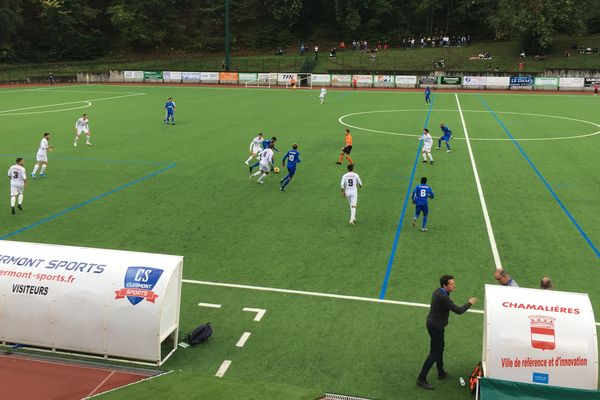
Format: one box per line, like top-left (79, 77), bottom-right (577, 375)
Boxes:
top-left (489, 0), bottom-right (593, 53)
top-left (1, 0), bottom-right (599, 61)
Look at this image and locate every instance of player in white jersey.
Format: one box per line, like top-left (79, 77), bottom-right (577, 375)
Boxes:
top-left (249, 143), bottom-right (274, 184)
top-left (319, 87), bottom-right (327, 104)
top-left (418, 128), bottom-right (434, 164)
top-left (244, 132), bottom-right (264, 165)
top-left (31, 132), bottom-right (53, 179)
top-left (74, 113), bottom-right (91, 146)
top-left (8, 158), bottom-right (27, 215)
top-left (341, 163), bottom-right (363, 225)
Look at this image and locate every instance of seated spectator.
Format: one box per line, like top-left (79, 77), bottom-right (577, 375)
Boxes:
top-left (564, 49), bottom-right (570, 57)
top-left (586, 47), bottom-right (592, 54)
top-left (520, 51), bottom-right (526, 59)
top-left (329, 47), bottom-right (337, 59)
top-left (534, 54), bottom-right (546, 61)
top-left (494, 269), bottom-right (518, 287)
top-left (369, 49), bottom-right (377, 61)
top-left (275, 47), bottom-right (284, 56)
top-left (540, 277), bottom-right (553, 290)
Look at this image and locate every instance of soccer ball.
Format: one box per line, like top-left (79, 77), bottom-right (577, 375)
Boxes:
top-left (274, 167), bottom-right (280, 173)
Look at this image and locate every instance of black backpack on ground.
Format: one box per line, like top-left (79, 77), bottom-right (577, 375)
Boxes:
top-left (187, 322), bottom-right (213, 346)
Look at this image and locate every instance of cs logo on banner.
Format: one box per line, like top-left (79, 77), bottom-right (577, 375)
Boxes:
top-left (115, 267), bottom-right (164, 305)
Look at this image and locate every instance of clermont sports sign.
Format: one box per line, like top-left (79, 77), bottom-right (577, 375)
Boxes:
top-left (483, 285), bottom-right (598, 390)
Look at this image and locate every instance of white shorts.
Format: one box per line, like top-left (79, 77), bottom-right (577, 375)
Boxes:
top-left (77, 128), bottom-right (89, 135)
top-left (423, 144), bottom-right (432, 153)
top-left (252, 145), bottom-right (262, 155)
top-left (10, 183), bottom-right (24, 196)
top-left (319, 95), bottom-right (325, 99)
top-left (259, 160), bottom-right (270, 172)
top-left (346, 193), bottom-right (357, 207)
top-left (36, 151), bottom-right (47, 162)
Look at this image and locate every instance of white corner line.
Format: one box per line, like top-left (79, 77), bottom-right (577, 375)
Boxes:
top-left (198, 302), bottom-right (222, 308)
top-left (236, 332), bottom-right (252, 348)
top-left (242, 307), bottom-right (267, 321)
top-left (85, 371), bottom-right (116, 398)
top-left (215, 360), bottom-right (232, 378)
top-left (455, 93), bottom-right (503, 270)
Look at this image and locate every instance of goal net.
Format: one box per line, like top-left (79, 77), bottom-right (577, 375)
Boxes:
top-left (245, 78), bottom-right (271, 88)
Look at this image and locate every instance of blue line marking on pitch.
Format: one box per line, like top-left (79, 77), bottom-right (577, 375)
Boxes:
top-left (478, 95), bottom-right (599, 258)
top-left (379, 96), bottom-right (434, 299)
top-left (0, 163), bottom-right (176, 241)
top-left (0, 153), bottom-right (166, 165)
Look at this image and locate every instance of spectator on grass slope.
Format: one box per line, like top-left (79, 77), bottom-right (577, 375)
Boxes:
top-left (494, 269), bottom-right (518, 287)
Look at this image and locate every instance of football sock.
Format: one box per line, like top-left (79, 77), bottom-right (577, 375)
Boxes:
top-left (438, 139), bottom-right (442, 147)
top-left (422, 153), bottom-right (427, 161)
top-left (10, 196), bottom-right (16, 207)
top-left (428, 153), bottom-right (434, 161)
top-left (422, 215), bottom-right (428, 228)
top-left (257, 173), bottom-right (266, 183)
top-left (40, 165), bottom-right (47, 174)
top-left (249, 161), bottom-right (259, 170)
top-left (245, 156), bottom-right (253, 164)
top-left (251, 171), bottom-right (261, 177)
top-left (281, 178), bottom-right (290, 188)
top-left (350, 207), bottom-right (356, 221)
top-left (446, 142), bottom-right (451, 150)
top-left (346, 156), bottom-right (353, 164)
top-left (17, 194), bottom-right (23, 205)
top-left (86, 135), bottom-right (90, 144)
top-left (32, 164), bottom-right (39, 175)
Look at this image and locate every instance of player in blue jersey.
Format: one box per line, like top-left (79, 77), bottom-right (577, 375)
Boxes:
top-left (164, 97), bottom-right (176, 125)
top-left (249, 136), bottom-right (278, 173)
top-left (280, 144), bottom-right (301, 191)
top-left (436, 123), bottom-right (453, 152)
top-left (425, 86), bottom-right (431, 104)
top-left (412, 177), bottom-right (434, 232)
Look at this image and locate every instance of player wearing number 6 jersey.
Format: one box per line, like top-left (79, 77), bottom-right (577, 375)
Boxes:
top-left (412, 177), bottom-right (434, 232)
top-left (8, 158), bottom-right (27, 215)
top-left (341, 164), bottom-right (362, 225)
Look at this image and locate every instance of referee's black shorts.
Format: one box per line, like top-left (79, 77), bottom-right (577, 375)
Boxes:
top-left (343, 146), bottom-right (353, 154)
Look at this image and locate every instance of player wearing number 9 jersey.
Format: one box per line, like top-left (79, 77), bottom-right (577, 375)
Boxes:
top-left (412, 176), bottom-right (434, 232)
top-left (341, 164), bottom-right (362, 225)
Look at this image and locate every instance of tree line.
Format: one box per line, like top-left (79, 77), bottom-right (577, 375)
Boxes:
top-left (0, 0), bottom-right (598, 62)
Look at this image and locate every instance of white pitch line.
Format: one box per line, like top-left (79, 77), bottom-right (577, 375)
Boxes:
top-left (83, 371), bottom-right (173, 399)
top-left (183, 279), bottom-right (475, 313)
top-left (0, 92), bottom-right (145, 114)
top-left (215, 360), bottom-right (232, 378)
top-left (183, 280), bottom-right (600, 325)
top-left (242, 307), bottom-right (267, 321)
top-left (455, 94), bottom-right (503, 270)
top-left (236, 332), bottom-right (252, 348)
top-left (197, 302), bottom-right (222, 308)
top-left (85, 370), bottom-right (116, 398)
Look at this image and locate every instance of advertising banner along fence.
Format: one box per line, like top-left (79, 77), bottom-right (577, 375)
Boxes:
top-left (510, 76), bottom-right (534, 86)
top-left (331, 74), bottom-right (351, 86)
top-left (463, 76), bottom-right (487, 86)
top-left (534, 77), bottom-right (559, 87)
top-left (124, 71), bottom-right (143, 81)
top-left (559, 77), bottom-right (585, 88)
top-left (374, 75), bottom-right (395, 87)
top-left (311, 74), bottom-right (331, 84)
top-left (163, 71), bottom-right (182, 82)
top-left (143, 71), bottom-right (163, 80)
top-left (483, 285), bottom-right (598, 390)
top-left (0, 240), bottom-right (183, 365)
top-left (182, 72), bottom-right (201, 82)
top-left (395, 75), bottom-right (417, 86)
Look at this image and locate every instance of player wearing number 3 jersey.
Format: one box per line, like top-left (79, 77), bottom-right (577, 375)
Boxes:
top-left (412, 176), bottom-right (434, 232)
top-left (341, 164), bottom-right (362, 226)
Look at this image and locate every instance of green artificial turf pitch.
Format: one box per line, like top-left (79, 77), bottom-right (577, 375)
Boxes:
top-left (0, 85), bottom-right (599, 399)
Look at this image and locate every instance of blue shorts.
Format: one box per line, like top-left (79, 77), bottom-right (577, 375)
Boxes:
top-left (166, 110), bottom-right (174, 116)
top-left (287, 167), bottom-right (296, 177)
top-left (441, 134), bottom-right (451, 141)
top-left (415, 204), bottom-right (429, 216)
